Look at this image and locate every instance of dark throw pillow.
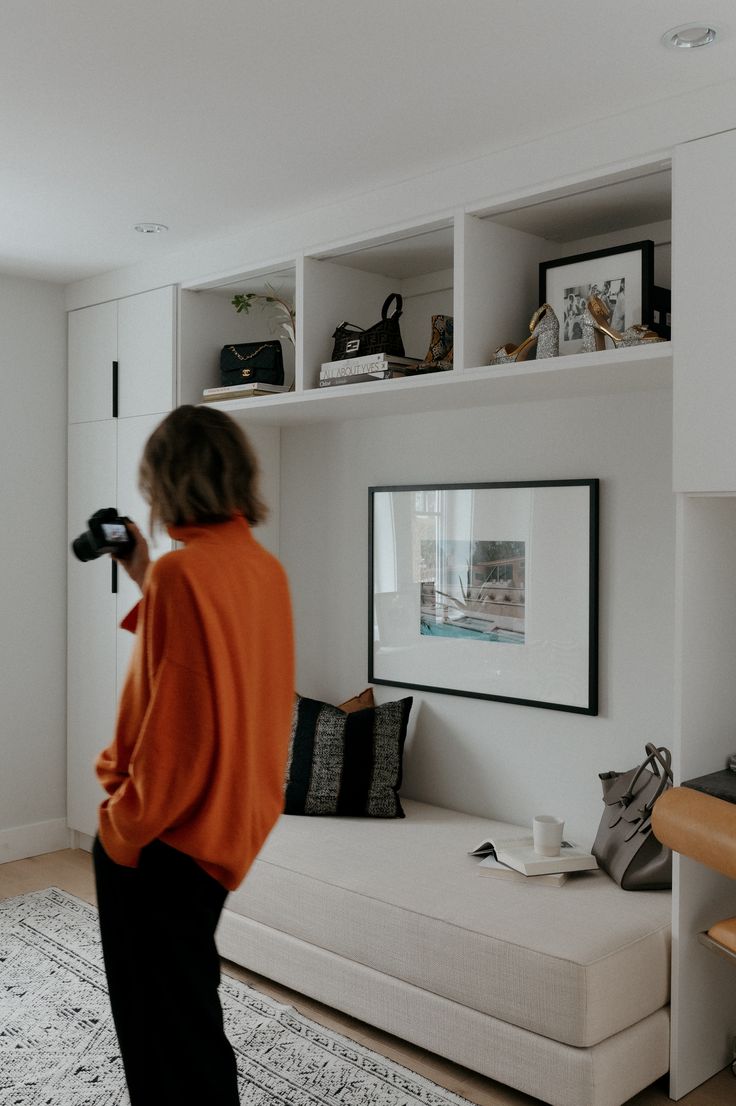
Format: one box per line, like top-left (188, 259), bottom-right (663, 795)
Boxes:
top-left (284, 695), bottom-right (413, 817)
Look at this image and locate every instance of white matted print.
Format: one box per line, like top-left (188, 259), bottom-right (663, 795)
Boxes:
top-left (540, 240), bottom-right (654, 355)
top-left (369, 481), bottom-right (599, 713)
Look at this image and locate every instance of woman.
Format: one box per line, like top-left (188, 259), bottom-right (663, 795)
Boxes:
top-left (92, 405), bottom-right (295, 1105)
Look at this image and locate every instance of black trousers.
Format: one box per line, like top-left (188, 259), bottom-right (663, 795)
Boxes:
top-left (93, 835), bottom-right (240, 1106)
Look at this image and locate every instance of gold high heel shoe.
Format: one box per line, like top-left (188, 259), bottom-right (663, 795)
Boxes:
top-left (582, 295), bottom-right (663, 353)
top-left (489, 304), bottom-right (559, 365)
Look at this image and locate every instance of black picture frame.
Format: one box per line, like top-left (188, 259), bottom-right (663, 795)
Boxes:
top-left (651, 285), bottom-right (671, 340)
top-left (539, 240), bottom-right (655, 356)
top-left (369, 480), bottom-right (599, 714)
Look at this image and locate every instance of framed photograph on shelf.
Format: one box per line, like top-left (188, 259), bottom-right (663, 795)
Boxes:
top-left (651, 285), bottom-right (671, 340)
top-left (369, 480), bottom-right (599, 715)
top-left (539, 240), bottom-right (655, 356)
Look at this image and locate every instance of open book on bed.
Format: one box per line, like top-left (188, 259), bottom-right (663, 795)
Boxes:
top-left (469, 832), bottom-right (598, 878)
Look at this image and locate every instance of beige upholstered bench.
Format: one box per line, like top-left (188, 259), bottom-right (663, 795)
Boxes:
top-left (217, 799), bottom-right (671, 1106)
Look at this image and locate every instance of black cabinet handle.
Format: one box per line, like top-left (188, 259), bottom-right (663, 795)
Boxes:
top-left (111, 561), bottom-right (118, 594)
top-left (112, 361), bottom-right (119, 418)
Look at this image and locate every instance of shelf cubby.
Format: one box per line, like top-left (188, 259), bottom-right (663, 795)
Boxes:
top-left (466, 161), bottom-right (672, 367)
top-left (302, 220), bottom-right (454, 389)
top-left (179, 261), bottom-right (297, 405)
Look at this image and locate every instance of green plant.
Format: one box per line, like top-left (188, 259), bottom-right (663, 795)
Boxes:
top-left (231, 284), bottom-right (296, 347)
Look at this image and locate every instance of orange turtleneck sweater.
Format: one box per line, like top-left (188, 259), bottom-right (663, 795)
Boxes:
top-left (95, 516), bottom-right (295, 891)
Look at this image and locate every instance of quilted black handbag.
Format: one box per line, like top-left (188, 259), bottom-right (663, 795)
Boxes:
top-left (592, 743), bottom-right (673, 890)
top-left (220, 341), bottom-right (284, 387)
top-left (331, 293), bottom-right (405, 360)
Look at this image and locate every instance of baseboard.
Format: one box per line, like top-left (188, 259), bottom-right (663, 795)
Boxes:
top-left (0, 819), bottom-right (70, 864)
top-left (68, 830), bottom-right (95, 853)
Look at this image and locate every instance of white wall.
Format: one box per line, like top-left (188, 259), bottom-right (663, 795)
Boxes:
top-left (280, 387), bottom-right (674, 846)
top-left (0, 274), bottom-right (68, 860)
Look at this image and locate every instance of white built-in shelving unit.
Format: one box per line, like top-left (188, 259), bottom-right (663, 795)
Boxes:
top-left (68, 132), bottom-right (736, 1101)
top-left (177, 162), bottom-right (674, 426)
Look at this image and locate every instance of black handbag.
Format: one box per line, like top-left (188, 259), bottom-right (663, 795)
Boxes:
top-left (331, 293), bottom-right (405, 361)
top-left (592, 743), bottom-right (673, 890)
top-left (220, 341), bottom-right (284, 387)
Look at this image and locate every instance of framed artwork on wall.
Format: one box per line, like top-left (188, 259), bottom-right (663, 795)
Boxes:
top-left (369, 480), bottom-right (599, 714)
top-left (539, 240), bottom-right (655, 356)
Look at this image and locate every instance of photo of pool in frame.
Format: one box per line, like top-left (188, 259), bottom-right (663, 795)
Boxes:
top-left (369, 480), bottom-right (599, 713)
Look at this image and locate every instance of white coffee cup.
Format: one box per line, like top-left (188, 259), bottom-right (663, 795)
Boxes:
top-left (533, 815), bottom-right (564, 856)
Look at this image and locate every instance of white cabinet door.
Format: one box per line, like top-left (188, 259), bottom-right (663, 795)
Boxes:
top-left (117, 286), bottom-right (176, 418)
top-left (67, 290), bottom-right (175, 835)
top-left (68, 287), bottom-right (175, 425)
top-left (673, 128), bottom-right (736, 492)
top-left (67, 421), bottom-right (118, 836)
top-left (68, 300), bottom-right (117, 424)
top-left (115, 413), bottom-right (174, 691)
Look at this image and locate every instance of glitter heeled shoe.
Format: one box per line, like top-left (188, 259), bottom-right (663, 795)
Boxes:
top-left (489, 303), bottom-right (559, 365)
top-left (582, 295), bottom-right (663, 353)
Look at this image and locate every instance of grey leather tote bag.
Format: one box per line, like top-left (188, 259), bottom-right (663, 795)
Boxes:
top-left (592, 743), bottom-right (673, 890)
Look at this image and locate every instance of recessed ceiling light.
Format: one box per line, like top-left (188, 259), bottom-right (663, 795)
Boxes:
top-left (662, 24), bottom-right (717, 49)
top-left (134, 222), bottom-right (169, 234)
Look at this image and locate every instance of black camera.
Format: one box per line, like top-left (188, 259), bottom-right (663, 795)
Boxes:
top-left (72, 508), bottom-right (135, 562)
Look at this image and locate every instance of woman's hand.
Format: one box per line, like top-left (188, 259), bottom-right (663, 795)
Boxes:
top-left (113, 520), bottom-right (151, 593)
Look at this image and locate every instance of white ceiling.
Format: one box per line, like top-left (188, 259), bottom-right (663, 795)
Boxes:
top-left (2, 0), bottom-right (735, 285)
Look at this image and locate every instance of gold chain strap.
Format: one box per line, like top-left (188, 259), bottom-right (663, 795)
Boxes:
top-left (227, 343), bottom-right (274, 380)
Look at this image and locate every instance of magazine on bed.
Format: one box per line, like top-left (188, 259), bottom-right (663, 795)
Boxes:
top-left (469, 832), bottom-right (598, 877)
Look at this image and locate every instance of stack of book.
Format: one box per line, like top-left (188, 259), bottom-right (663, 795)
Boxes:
top-left (468, 832), bottom-right (598, 887)
top-left (202, 383), bottom-right (289, 402)
top-left (319, 353), bottom-right (421, 387)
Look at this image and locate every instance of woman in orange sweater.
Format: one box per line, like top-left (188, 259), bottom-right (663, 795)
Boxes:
top-left (93, 405), bottom-right (295, 1106)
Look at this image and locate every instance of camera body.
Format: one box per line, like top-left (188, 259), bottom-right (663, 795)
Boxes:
top-left (72, 508), bottom-right (135, 562)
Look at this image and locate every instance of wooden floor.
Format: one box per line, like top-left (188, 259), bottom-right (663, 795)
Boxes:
top-left (1, 849), bottom-right (733, 1106)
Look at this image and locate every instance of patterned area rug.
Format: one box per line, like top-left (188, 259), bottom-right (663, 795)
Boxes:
top-left (0, 887), bottom-right (471, 1106)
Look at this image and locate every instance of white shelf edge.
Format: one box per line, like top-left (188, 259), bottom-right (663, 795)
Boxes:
top-left (205, 342), bottom-right (672, 427)
top-left (181, 256), bottom-right (299, 293)
top-left (307, 214), bottom-right (455, 263)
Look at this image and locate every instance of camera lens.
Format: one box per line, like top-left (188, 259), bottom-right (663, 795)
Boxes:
top-left (71, 531), bottom-right (101, 562)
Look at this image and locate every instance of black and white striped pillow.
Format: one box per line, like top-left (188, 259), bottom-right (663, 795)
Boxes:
top-left (284, 695), bottom-right (413, 817)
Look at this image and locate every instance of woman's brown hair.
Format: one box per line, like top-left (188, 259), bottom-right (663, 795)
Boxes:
top-left (139, 405), bottom-right (268, 530)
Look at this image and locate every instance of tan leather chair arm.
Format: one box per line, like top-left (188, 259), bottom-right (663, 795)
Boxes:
top-left (652, 786), bottom-right (736, 879)
top-left (708, 917), bottom-right (736, 955)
